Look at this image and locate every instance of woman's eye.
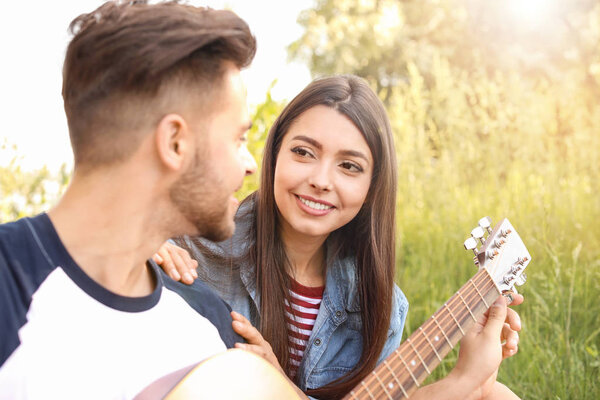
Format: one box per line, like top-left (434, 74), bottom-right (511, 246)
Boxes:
top-left (291, 147), bottom-right (313, 158)
top-left (340, 161), bottom-right (363, 173)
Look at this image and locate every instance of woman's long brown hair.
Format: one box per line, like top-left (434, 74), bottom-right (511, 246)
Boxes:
top-left (249, 75), bottom-right (398, 399)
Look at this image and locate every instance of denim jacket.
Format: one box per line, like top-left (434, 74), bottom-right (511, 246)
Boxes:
top-left (184, 202), bottom-right (409, 392)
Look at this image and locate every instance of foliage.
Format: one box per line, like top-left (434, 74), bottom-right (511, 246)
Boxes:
top-left (0, 139), bottom-right (70, 223)
top-left (237, 82), bottom-right (285, 199)
top-left (290, 0), bottom-right (600, 398)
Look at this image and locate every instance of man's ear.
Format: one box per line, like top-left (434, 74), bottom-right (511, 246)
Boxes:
top-left (155, 114), bottom-right (191, 171)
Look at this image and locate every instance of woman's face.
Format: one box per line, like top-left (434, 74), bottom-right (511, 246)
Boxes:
top-left (273, 105), bottom-right (373, 240)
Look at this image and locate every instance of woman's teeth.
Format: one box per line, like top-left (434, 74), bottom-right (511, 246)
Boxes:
top-left (299, 196), bottom-right (333, 211)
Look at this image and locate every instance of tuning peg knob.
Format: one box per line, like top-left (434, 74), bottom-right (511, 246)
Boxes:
top-left (471, 226), bottom-right (485, 245)
top-left (478, 217), bottom-right (493, 234)
top-left (515, 273), bottom-right (527, 286)
top-left (464, 237), bottom-right (479, 259)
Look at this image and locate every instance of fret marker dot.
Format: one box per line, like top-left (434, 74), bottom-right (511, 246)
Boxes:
top-left (435, 336), bottom-right (439, 342)
top-left (388, 383), bottom-right (394, 389)
top-left (411, 360), bottom-right (416, 366)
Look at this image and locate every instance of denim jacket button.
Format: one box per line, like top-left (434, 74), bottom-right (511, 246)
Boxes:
top-left (314, 338), bottom-right (322, 346)
top-left (335, 310), bottom-right (342, 317)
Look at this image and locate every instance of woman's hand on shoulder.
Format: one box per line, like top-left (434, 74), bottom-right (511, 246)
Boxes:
top-left (153, 241), bottom-right (198, 285)
top-left (231, 311), bottom-right (284, 374)
top-left (231, 312), bottom-right (310, 400)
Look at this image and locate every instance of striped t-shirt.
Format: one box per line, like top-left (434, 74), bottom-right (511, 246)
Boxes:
top-left (285, 278), bottom-right (325, 378)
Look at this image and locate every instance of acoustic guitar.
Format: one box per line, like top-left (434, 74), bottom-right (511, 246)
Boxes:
top-left (135, 217), bottom-right (531, 399)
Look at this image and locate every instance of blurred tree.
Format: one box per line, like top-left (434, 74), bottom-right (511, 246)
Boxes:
top-left (289, 0), bottom-right (600, 103)
top-left (0, 139), bottom-right (70, 223)
top-left (237, 82), bottom-right (285, 199)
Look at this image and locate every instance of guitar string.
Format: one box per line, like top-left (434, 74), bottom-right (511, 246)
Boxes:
top-left (355, 272), bottom-right (497, 399)
top-left (353, 272), bottom-right (495, 399)
top-left (351, 270), bottom-right (498, 399)
top-left (356, 272), bottom-right (496, 399)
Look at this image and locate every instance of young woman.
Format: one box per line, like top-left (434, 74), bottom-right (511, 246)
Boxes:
top-left (156, 75), bottom-right (522, 399)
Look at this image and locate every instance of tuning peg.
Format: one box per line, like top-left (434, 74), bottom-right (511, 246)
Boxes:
top-left (500, 228), bottom-right (512, 238)
top-left (515, 273), bottom-right (527, 286)
top-left (464, 237), bottom-right (478, 254)
top-left (503, 274), bottom-right (516, 285)
top-left (471, 226), bottom-right (486, 245)
top-left (478, 217), bottom-right (493, 234)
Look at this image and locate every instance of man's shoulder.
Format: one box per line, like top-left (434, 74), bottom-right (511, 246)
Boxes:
top-left (0, 214), bottom-right (60, 278)
top-left (157, 263), bottom-right (243, 348)
top-left (0, 214), bottom-right (61, 367)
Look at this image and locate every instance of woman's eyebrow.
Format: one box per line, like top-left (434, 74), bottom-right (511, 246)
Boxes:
top-left (291, 135), bottom-right (370, 163)
top-left (291, 135), bottom-right (322, 149)
top-left (338, 149), bottom-right (369, 163)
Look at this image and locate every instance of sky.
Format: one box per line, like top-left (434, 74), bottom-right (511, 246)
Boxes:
top-left (0, 0), bottom-right (313, 172)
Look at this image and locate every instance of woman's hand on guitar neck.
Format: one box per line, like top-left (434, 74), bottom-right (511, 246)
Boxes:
top-left (411, 294), bottom-right (524, 400)
top-left (450, 294), bottom-right (524, 400)
top-left (153, 241), bottom-right (198, 284)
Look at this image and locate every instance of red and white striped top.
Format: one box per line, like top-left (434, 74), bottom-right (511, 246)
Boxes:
top-left (285, 278), bottom-right (325, 379)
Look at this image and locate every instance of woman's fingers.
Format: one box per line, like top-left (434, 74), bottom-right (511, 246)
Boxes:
top-left (505, 307), bottom-right (521, 332)
top-left (501, 323), bottom-right (519, 359)
top-left (231, 311), bottom-right (264, 345)
top-left (154, 241), bottom-right (198, 284)
top-left (507, 292), bottom-right (524, 306)
top-left (156, 245), bottom-right (181, 281)
top-left (168, 246), bottom-right (195, 284)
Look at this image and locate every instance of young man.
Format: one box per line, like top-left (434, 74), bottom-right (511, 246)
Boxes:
top-left (0, 1), bottom-right (258, 398)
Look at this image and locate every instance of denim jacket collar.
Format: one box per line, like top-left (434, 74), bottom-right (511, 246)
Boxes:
top-left (238, 240), bottom-right (360, 318)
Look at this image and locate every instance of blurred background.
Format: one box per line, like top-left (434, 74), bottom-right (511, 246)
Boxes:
top-left (1, 1), bottom-right (598, 398)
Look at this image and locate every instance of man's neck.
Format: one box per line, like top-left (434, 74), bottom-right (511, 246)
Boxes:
top-left (47, 167), bottom-right (175, 297)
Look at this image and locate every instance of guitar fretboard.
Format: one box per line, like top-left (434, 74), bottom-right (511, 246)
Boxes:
top-left (344, 268), bottom-right (500, 399)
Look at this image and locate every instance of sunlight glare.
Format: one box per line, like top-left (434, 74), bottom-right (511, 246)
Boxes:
top-left (508, 0), bottom-right (556, 29)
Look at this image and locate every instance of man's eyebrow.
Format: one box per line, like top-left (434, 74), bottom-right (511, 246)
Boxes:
top-left (291, 135), bottom-right (322, 150)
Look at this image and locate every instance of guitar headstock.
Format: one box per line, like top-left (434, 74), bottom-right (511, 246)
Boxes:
top-left (464, 217), bottom-right (531, 292)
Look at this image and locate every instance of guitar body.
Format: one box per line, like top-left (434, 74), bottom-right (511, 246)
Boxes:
top-left (135, 349), bottom-right (301, 400)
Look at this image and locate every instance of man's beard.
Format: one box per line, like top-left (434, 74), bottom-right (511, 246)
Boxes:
top-left (169, 151), bottom-right (234, 242)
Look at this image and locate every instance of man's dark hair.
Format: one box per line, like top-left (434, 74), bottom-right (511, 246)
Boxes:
top-left (62, 0), bottom-right (256, 167)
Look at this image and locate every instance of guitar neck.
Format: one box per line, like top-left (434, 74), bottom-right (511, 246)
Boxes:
top-left (345, 268), bottom-right (501, 399)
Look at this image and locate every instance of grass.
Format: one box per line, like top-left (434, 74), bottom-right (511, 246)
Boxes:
top-left (390, 67), bottom-right (600, 397)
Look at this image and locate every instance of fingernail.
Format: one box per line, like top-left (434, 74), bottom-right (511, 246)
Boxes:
top-left (171, 269), bottom-right (181, 280)
top-left (183, 272), bottom-right (192, 282)
top-left (191, 269), bottom-right (198, 279)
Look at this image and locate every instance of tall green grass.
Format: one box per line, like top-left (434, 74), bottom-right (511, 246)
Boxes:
top-left (391, 59), bottom-right (600, 398)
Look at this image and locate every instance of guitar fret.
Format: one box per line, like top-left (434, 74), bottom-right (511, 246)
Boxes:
top-left (395, 349), bottom-right (420, 387)
top-left (360, 381), bottom-right (376, 399)
top-left (348, 391), bottom-right (359, 399)
top-left (431, 315), bottom-right (454, 349)
top-left (372, 370), bottom-right (393, 400)
top-left (458, 291), bottom-right (477, 322)
top-left (419, 326), bottom-right (442, 361)
top-left (469, 278), bottom-right (490, 308)
top-left (444, 303), bottom-right (465, 335)
top-left (383, 359), bottom-right (408, 398)
top-left (407, 338), bottom-right (430, 374)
